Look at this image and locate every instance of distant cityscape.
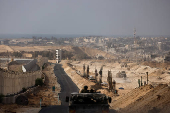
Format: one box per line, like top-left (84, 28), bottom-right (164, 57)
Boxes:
top-left (0, 33), bottom-right (170, 63)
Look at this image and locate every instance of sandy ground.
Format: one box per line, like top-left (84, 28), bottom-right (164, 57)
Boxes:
top-left (0, 45), bottom-right (74, 52)
top-left (0, 45), bottom-right (14, 52)
top-left (0, 45), bottom-right (113, 60)
top-left (10, 45), bottom-right (73, 52)
top-left (0, 63), bottom-right (61, 113)
top-left (110, 84), bottom-right (170, 113)
top-left (61, 60), bottom-right (170, 113)
top-left (69, 60), bottom-right (170, 90)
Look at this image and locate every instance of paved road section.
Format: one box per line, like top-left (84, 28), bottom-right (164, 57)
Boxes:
top-left (55, 64), bottom-right (79, 105)
top-left (39, 64), bottom-right (79, 113)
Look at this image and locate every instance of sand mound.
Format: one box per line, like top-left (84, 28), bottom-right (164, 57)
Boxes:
top-left (142, 61), bottom-right (170, 70)
top-left (81, 47), bottom-right (115, 58)
top-left (72, 47), bottom-right (89, 57)
top-left (0, 45), bottom-right (13, 52)
top-left (71, 46), bottom-right (115, 59)
top-left (9, 45), bottom-right (73, 52)
top-left (111, 85), bottom-right (154, 110)
top-left (61, 61), bottom-right (95, 90)
top-left (112, 84), bottom-right (170, 113)
top-left (149, 69), bottom-right (165, 76)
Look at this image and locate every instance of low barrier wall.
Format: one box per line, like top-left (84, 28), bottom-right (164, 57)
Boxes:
top-left (0, 69), bottom-right (41, 95)
top-left (2, 86), bottom-right (40, 104)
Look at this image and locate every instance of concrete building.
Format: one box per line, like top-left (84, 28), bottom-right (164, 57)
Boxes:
top-left (89, 38), bottom-right (96, 43)
top-left (56, 49), bottom-right (62, 63)
top-left (157, 42), bottom-right (162, 51)
top-left (84, 38), bottom-right (90, 42)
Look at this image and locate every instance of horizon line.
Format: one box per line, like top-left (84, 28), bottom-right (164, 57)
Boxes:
top-left (0, 34), bottom-right (170, 38)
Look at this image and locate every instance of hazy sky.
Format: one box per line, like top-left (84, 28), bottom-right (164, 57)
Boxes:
top-left (0, 0), bottom-right (170, 36)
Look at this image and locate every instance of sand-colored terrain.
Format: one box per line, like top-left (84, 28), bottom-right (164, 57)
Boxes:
top-left (72, 46), bottom-right (115, 59)
top-left (69, 60), bottom-right (170, 90)
top-left (0, 45), bottom-right (14, 52)
top-left (62, 61), bottom-right (96, 90)
top-left (0, 45), bottom-right (74, 52)
top-left (0, 45), bottom-right (113, 61)
top-left (23, 53), bottom-right (32, 58)
top-left (10, 46), bottom-right (63, 52)
top-left (61, 60), bottom-right (170, 113)
top-left (114, 84), bottom-right (170, 113)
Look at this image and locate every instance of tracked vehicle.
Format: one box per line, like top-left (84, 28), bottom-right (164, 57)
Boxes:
top-left (66, 91), bottom-right (111, 113)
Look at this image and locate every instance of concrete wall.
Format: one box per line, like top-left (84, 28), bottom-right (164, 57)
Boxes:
top-left (22, 57), bottom-right (48, 72)
top-left (0, 68), bottom-right (41, 95)
top-left (22, 59), bottom-right (37, 72)
top-left (2, 86), bottom-right (40, 104)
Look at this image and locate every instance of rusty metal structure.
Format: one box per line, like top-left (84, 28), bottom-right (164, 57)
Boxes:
top-left (99, 66), bottom-right (103, 84)
top-left (83, 64), bottom-right (85, 77)
top-left (86, 65), bottom-right (89, 78)
top-left (107, 70), bottom-right (113, 91)
top-left (95, 68), bottom-right (98, 83)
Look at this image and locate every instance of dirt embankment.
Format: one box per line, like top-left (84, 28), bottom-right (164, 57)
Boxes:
top-left (81, 47), bottom-right (115, 59)
top-left (0, 45), bottom-right (14, 52)
top-left (61, 61), bottom-right (95, 90)
top-left (142, 61), bottom-right (170, 70)
top-left (0, 45), bottom-right (73, 52)
top-left (72, 47), bottom-right (87, 56)
top-left (114, 84), bottom-right (170, 113)
top-left (71, 46), bottom-right (115, 59)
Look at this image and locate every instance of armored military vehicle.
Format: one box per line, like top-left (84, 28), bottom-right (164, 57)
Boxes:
top-left (66, 91), bottom-right (111, 113)
top-left (116, 71), bottom-right (127, 78)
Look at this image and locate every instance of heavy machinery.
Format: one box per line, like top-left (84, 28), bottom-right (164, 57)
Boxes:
top-left (66, 89), bottom-right (111, 113)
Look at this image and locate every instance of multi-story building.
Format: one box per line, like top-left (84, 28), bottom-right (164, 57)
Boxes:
top-left (56, 49), bottom-right (62, 63)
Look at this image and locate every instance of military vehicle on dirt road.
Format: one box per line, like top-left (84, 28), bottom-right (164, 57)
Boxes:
top-left (66, 89), bottom-right (112, 113)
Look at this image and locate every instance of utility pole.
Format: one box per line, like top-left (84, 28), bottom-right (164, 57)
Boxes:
top-left (99, 66), bottom-right (103, 84)
top-left (83, 64), bottom-right (85, 77)
top-left (107, 70), bottom-right (113, 91)
top-left (146, 72), bottom-right (149, 84)
top-left (95, 68), bottom-right (98, 83)
top-left (113, 80), bottom-right (116, 93)
top-left (7, 50), bottom-right (9, 64)
top-left (141, 76), bottom-right (143, 86)
top-left (138, 79), bottom-right (141, 87)
top-left (86, 65), bottom-right (89, 78)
